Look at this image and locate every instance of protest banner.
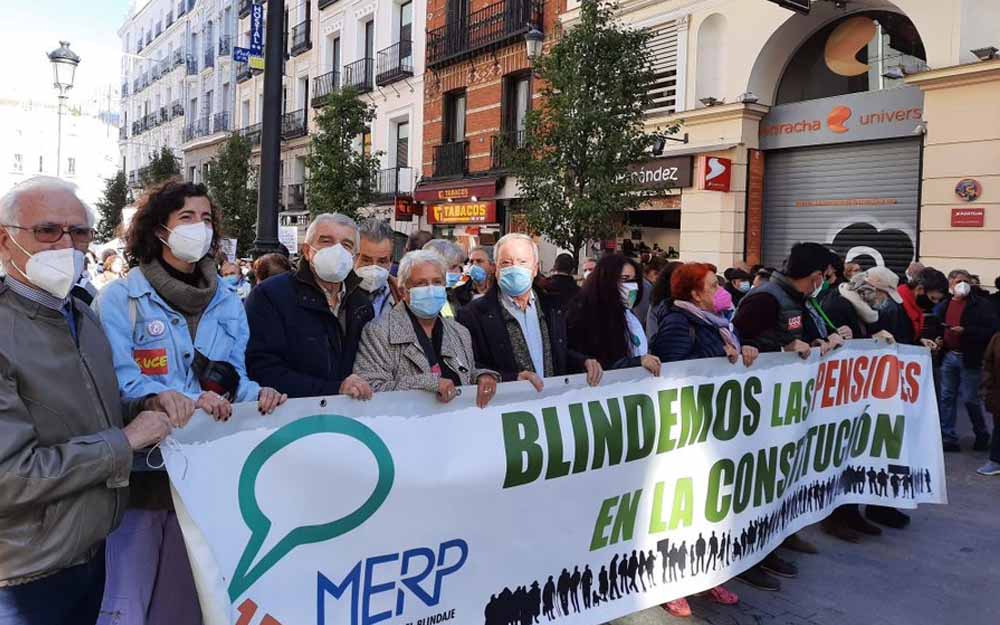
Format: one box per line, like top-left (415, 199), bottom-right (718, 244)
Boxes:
top-left (163, 342), bottom-right (946, 625)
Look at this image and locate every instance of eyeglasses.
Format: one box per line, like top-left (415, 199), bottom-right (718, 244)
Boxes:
top-left (2, 223), bottom-right (95, 245)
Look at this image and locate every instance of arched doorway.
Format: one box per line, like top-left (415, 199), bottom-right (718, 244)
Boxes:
top-left (752, 9), bottom-right (928, 274)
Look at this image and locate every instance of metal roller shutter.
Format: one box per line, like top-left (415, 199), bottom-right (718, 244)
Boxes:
top-left (762, 137), bottom-right (921, 274)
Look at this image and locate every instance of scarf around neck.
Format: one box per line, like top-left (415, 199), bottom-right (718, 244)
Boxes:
top-left (673, 299), bottom-right (741, 352)
top-left (140, 257), bottom-right (218, 340)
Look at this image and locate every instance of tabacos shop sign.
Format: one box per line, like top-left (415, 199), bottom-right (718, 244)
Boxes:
top-left (759, 86), bottom-right (925, 150)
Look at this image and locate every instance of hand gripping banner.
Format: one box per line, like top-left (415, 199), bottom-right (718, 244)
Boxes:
top-left (163, 342), bottom-right (947, 625)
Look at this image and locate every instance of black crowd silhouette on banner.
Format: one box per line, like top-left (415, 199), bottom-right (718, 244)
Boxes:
top-left (482, 464), bottom-right (932, 624)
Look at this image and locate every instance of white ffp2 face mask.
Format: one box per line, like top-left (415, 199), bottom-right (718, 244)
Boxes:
top-left (310, 243), bottom-right (354, 284)
top-left (162, 223), bottom-right (213, 263)
top-left (12, 247), bottom-right (85, 300)
top-left (355, 264), bottom-right (389, 292)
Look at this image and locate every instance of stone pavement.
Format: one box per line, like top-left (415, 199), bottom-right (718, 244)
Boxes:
top-left (613, 427), bottom-right (1000, 625)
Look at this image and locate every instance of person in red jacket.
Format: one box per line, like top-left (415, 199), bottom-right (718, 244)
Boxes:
top-left (897, 267), bottom-right (948, 342)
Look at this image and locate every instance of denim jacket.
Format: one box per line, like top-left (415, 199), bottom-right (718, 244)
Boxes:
top-left (94, 267), bottom-right (260, 403)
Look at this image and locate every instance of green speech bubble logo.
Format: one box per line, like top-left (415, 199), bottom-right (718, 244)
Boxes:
top-left (227, 414), bottom-right (395, 601)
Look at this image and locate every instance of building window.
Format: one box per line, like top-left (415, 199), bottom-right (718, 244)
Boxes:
top-left (503, 72), bottom-right (531, 136)
top-left (395, 121), bottom-right (409, 168)
top-left (67, 158), bottom-right (76, 176)
top-left (362, 126), bottom-right (372, 158)
top-left (399, 1), bottom-right (413, 65)
top-left (38, 156), bottom-right (44, 173)
top-left (443, 90), bottom-right (466, 143)
top-left (12, 154), bottom-right (23, 173)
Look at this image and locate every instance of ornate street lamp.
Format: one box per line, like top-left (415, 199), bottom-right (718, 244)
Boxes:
top-left (47, 41), bottom-right (81, 177)
top-left (524, 27), bottom-right (544, 66)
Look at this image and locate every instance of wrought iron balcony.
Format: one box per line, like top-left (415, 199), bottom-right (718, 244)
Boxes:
top-left (281, 109), bottom-right (308, 140)
top-left (312, 70), bottom-right (339, 107)
top-left (376, 40), bottom-right (414, 86)
top-left (343, 58), bottom-right (374, 94)
top-left (490, 129), bottom-right (527, 171)
top-left (160, 107), bottom-right (170, 124)
top-left (173, 49), bottom-right (184, 68)
top-left (186, 55), bottom-right (198, 75)
top-left (373, 167), bottom-right (415, 203)
top-left (238, 123), bottom-right (262, 147)
top-left (287, 183), bottom-right (306, 211)
top-left (184, 117), bottom-right (211, 142)
top-left (427, 0), bottom-right (543, 69)
top-left (237, 62), bottom-right (253, 82)
top-left (132, 120), bottom-right (142, 135)
top-left (432, 141), bottom-right (469, 178)
top-left (290, 20), bottom-right (311, 56)
top-left (204, 49), bottom-right (215, 70)
top-left (119, 126), bottom-right (128, 141)
top-left (172, 101), bottom-right (184, 118)
top-left (219, 35), bottom-right (232, 56)
top-left (213, 111), bottom-right (231, 134)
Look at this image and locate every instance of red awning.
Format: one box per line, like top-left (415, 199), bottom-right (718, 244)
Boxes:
top-left (413, 178), bottom-right (498, 203)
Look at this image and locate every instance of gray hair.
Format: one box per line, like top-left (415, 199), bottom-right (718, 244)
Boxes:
top-left (469, 245), bottom-right (494, 263)
top-left (423, 238), bottom-right (466, 267)
top-left (398, 249), bottom-right (447, 286)
top-left (0, 176), bottom-right (96, 228)
top-left (948, 269), bottom-right (971, 280)
top-left (494, 233), bottom-right (539, 264)
top-left (358, 217), bottom-right (394, 244)
top-left (305, 213), bottom-right (358, 246)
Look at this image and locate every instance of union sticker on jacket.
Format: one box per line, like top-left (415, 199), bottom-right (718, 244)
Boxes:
top-left (787, 315), bottom-right (803, 330)
top-left (134, 348), bottom-right (168, 375)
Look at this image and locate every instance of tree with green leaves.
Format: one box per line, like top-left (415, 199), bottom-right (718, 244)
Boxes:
top-left (511, 0), bottom-right (676, 257)
top-left (95, 170), bottom-right (130, 243)
top-left (206, 133), bottom-right (257, 256)
top-left (305, 88), bottom-right (383, 220)
top-left (141, 146), bottom-right (181, 187)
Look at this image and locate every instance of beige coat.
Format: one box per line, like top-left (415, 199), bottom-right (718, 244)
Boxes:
top-left (354, 302), bottom-right (497, 392)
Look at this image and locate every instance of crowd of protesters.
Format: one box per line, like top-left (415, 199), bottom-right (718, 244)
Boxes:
top-left (0, 174), bottom-right (998, 625)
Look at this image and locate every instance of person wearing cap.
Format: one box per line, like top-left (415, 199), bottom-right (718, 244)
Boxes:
top-left (722, 267), bottom-right (753, 306)
top-left (860, 266), bottom-right (914, 344)
top-left (932, 269), bottom-right (998, 452)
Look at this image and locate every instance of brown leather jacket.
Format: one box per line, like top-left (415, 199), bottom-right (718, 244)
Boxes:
top-left (981, 333), bottom-right (1000, 416)
top-left (0, 284), bottom-right (137, 586)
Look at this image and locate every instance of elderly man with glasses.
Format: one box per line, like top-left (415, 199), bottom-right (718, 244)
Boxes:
top-left (0, 177), bottom-right (179, 625)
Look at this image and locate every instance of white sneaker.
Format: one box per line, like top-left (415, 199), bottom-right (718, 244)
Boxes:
top-left (976, 461), bottom-right (1000, 476)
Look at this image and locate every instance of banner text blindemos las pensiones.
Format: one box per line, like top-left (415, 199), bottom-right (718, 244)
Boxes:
top-left (163, 341), bottom-right (946, 625)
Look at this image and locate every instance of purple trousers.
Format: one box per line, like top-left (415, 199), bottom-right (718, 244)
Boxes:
top-left (98, 510), bottom-right (203, 625)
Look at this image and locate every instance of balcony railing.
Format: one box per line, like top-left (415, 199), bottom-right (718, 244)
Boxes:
top-left (132, 120), bottom-right (142, 135)
top-left (237, 62), bottom-right (253, 82)
top-left (287, 183), bottom-right (306, 211)
top-left (427, 0), bottom-right (543, 69)
top-left (213, 111), bottom-right (231, 134)
top-left (119, 126), bottom-right (128, 141)
top-left (238, 123), bottom-right (262, 147)
top-left (173, 49), bottom-right (185, 68)
top-left (376, 40), bottom-right (414, 86)
top-left (184, 117), bottom-right (211, 142)
top-left (490, 129), bottom-right (527, 170)
top-left (281, 109), bottom-right (308, 140)
top-left (290, 20), bottom-right (311, 56)
top-left (186, 55), bottom-right (198, 75)
top-left (204, 49), bottom-right (215, 70)
top-left (343, 58), bottom-right (374, 94)
top-left (238, 0), bottom-right (254, 18)
top-left (160, 107), bottom-right (170, 124)
top-left (373, 167), bottom-right (415, 203)
top-left (219, 35), bottom-right (232, 56)
top-left (312, 70), bottom-right (339, 106)
top-left (172, 101), bottom-right (184, 118)
top-left (432, 141), bottom-right (469, 178)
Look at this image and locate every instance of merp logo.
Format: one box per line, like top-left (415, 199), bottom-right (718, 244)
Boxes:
top-left (828, 106), bottom-right (852, 134)
top-left (825, 16), bottom-right (877, 77)
top-left (316, 539), bottom-right (468, 625)
top-left (228, 415), bottom-right (395, 601)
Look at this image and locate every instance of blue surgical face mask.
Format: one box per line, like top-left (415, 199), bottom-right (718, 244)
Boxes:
top-left (446, 272), bottom-right (462, 288)
top-left (498, 266), bottom-right (534, 297)
top-left (468, 264), bottom-right (488, 284)
top-left (408, 285), bottom-right (448, 319)
top-left (222, 275), bottom-right (240, 287)
top-left (738, 281), bottom-right (751, 293)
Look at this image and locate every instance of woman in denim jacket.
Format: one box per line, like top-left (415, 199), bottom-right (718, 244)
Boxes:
top-left (94, 180), bottom-right (285, 625)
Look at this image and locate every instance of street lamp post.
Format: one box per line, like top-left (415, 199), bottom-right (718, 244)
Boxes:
top-left (47, 41), bottom-right (81, 178)
top-left (252, 0), bottom-right (285, 257)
